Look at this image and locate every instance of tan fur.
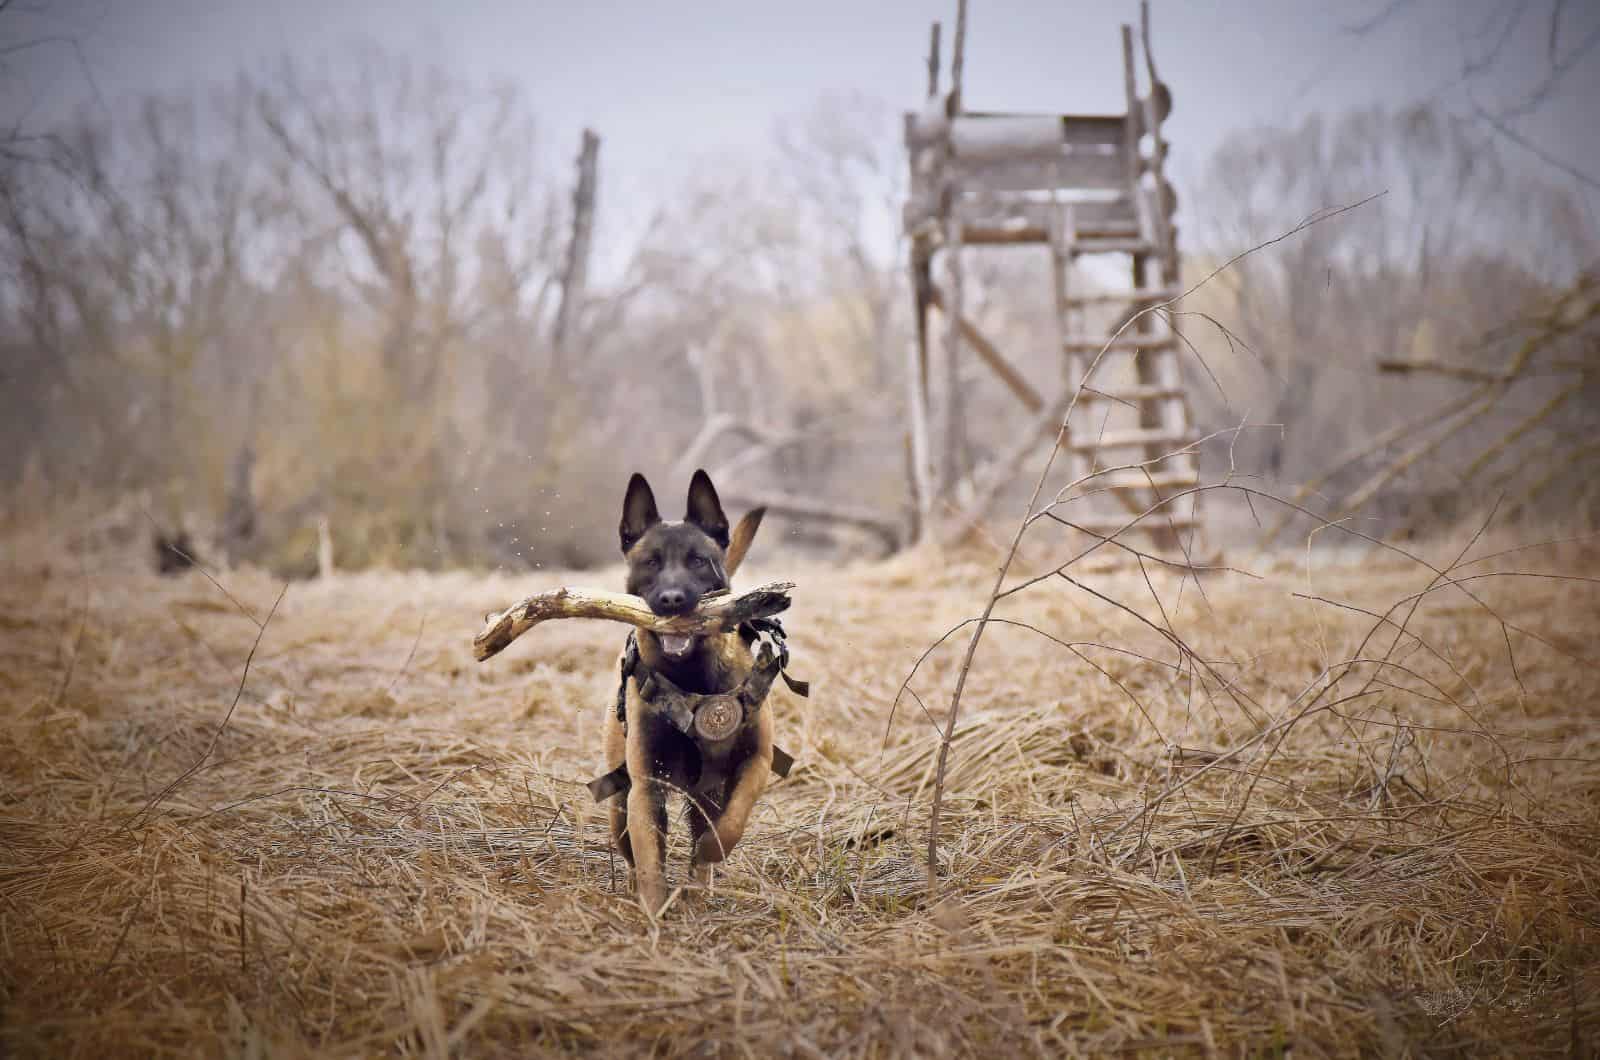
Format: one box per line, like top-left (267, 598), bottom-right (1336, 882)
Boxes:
top-left (622, 680), bottom-right (667, 913)
top-left (723, 508), bottom-right (765, 578)
top-left (603, 622), bottom-right (773, 914)
top-left (693, 709), bottom-right (771, 865)
top-left (602, 494), bottom-right (777, 915)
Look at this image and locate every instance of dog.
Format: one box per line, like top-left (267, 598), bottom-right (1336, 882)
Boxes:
top-left (601, 469), bottom-right (771, 913)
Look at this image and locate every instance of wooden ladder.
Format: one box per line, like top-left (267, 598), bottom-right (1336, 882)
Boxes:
top-left (906, 2), bottom-right (1199, 555)
top-left (1047, 199), bottom-right (1199, 548)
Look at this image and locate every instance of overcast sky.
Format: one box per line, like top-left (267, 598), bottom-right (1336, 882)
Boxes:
top-left (5, 0), bottom-right (1596, 259)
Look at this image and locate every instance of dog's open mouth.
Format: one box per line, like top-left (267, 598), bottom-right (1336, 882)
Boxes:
top-left (658, 633), bottom-right (696, 658)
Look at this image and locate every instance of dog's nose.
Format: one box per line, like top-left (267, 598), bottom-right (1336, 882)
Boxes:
top-left (653, 588), bottom-right (689, 614)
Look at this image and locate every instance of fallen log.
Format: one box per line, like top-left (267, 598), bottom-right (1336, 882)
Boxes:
top-left (472, 581), bottom-right (795, 662)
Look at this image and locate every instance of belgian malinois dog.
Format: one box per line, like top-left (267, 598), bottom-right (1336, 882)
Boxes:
top-left (602, 469), bottom-right (770, 913)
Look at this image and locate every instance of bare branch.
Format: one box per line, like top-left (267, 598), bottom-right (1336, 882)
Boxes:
top-left (473, 582), bottom-right (795, 662)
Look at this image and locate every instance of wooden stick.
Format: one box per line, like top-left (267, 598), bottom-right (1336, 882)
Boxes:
top-left (472, 582), bottom-right (794, 662)
top-left (926, 285), bottom-right (1045, 413)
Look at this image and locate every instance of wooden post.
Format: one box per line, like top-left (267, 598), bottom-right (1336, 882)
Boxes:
top-left (938, 210), bottom-right (966, 498)
top-left (1138, 2), bottom-right (1177, 275)
top-left (552, 128), bottom-right (600, 368)
top-left (1120, 26), bottom-right (1142, 185)
top-left (949, 0), bottom-right (967, 115)
top-left (905, 333), bottom-right (934, 538)
top-left (936, 0), bottom-right (968, 498)
top-left (926, 21), bottom-right (942, 100)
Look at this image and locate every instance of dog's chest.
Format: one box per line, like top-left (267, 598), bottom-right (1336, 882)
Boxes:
top-left (638, 633), bottom-right (751, 695)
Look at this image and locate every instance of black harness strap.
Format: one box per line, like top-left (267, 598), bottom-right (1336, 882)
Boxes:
top-left (741, 617), bottom-right (811, 697)
top-left (615, 632), bottom-right (640, 725)
top-left (770, 745), bottom-right (795, 778)
top-left (592, 623), bottom-right (807, 802)
top-left (587, 764), bottom-right (630, 802)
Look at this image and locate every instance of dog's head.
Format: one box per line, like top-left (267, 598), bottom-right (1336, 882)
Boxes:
top-left (620, 469), bottom-right (763, 659)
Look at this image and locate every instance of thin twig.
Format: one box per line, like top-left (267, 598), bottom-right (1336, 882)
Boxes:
top-left (123, 582), bottom-right (288, 831)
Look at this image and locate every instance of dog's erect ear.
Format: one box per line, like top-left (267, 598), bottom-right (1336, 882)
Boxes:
top-left (723, 507), bottom-right (765, 577)
top-left (684, 468), bottom-right (730, 549)
top-left (619, 473), bottom-right (661, 554)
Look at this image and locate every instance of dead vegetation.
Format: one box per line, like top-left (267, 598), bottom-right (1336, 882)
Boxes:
top-left (1, 512), bottom-right (1597, 1057)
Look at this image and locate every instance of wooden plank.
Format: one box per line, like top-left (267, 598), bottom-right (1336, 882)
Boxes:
top-left (962, 111), bottom-right (1128, 148)
top-left (925, 285), bottom-right (1044, 413)
top-left (1063, 332), bottom-right (1172, 351)
top-left (947, 118), bottom-right (1129, 162)
top-left (1075, 384), bottom-right (1187, 405)
top-left (1064, 428), bottom-right (1193, 452)
top-left (951, 150), bottom-right (1128, 191)
top-left (949, 116), bottom-right (1069, 159)
top-left (956, 231), bottom-right (1158, 251)
top-left (952, 198), bottom-right (1140, 245)
top-left (1072, 215), bottom-right (1141, 239)
top-left (1080, 470), bottom-right (1198, 491)
top-left (961, 195), bottom-right (1137, 224)
top-left (960, 225), bottom-right (1049, 245)
top-left (1067, 286), bottom-right (1180, 306)
top-left (1068, 237), bottom-right (1155, 254)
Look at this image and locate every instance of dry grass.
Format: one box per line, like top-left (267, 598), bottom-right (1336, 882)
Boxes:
top-left (2, 520), bottom-right (1598, 1057)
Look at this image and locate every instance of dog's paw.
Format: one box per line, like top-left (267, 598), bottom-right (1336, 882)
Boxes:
top-left (635, 874), bottom-right (667, 916)
top-left (692, 833), bottom-right (728, 866)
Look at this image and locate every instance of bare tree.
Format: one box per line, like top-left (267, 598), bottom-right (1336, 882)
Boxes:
top-left (0, 87), bottom-right (260, 517)
top-left (1346, 0), bottom-right (1600, 191)
top-left (247, 47), bottom-right (573, 563)
top-left (1186, 104), bottom-right (1593, 502)
top-left (628, 94), bottom-right (912, 547)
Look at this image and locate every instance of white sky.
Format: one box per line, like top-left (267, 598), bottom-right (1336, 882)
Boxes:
top-left (4, 0), bottom-right (1597, 267)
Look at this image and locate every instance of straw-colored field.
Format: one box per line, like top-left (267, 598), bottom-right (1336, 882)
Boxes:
top-left (3, 527), bottom-right (1598, 1057)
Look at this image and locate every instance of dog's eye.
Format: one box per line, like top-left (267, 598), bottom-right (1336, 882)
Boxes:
top-left (643, 554), bottom-right (661, 569)
top-left (687, 554), bottom-right (706, 568)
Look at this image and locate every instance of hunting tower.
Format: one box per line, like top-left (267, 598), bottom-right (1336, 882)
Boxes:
top-left (904, 1), bottom-right (1196, 551)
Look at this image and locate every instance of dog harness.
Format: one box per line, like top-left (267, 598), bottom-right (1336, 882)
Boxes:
top-left (586, 619), bottom-right (808, 802)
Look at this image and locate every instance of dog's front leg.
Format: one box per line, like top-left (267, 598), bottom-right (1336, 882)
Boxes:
top-left (693, 716), bottom-right (773, 870)
top-left (623, 703), bottom-right (669, 914)
top-left (625, 781), bottom-right (667, 913)
top-left (601, 704), bottom-right (632, 869)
